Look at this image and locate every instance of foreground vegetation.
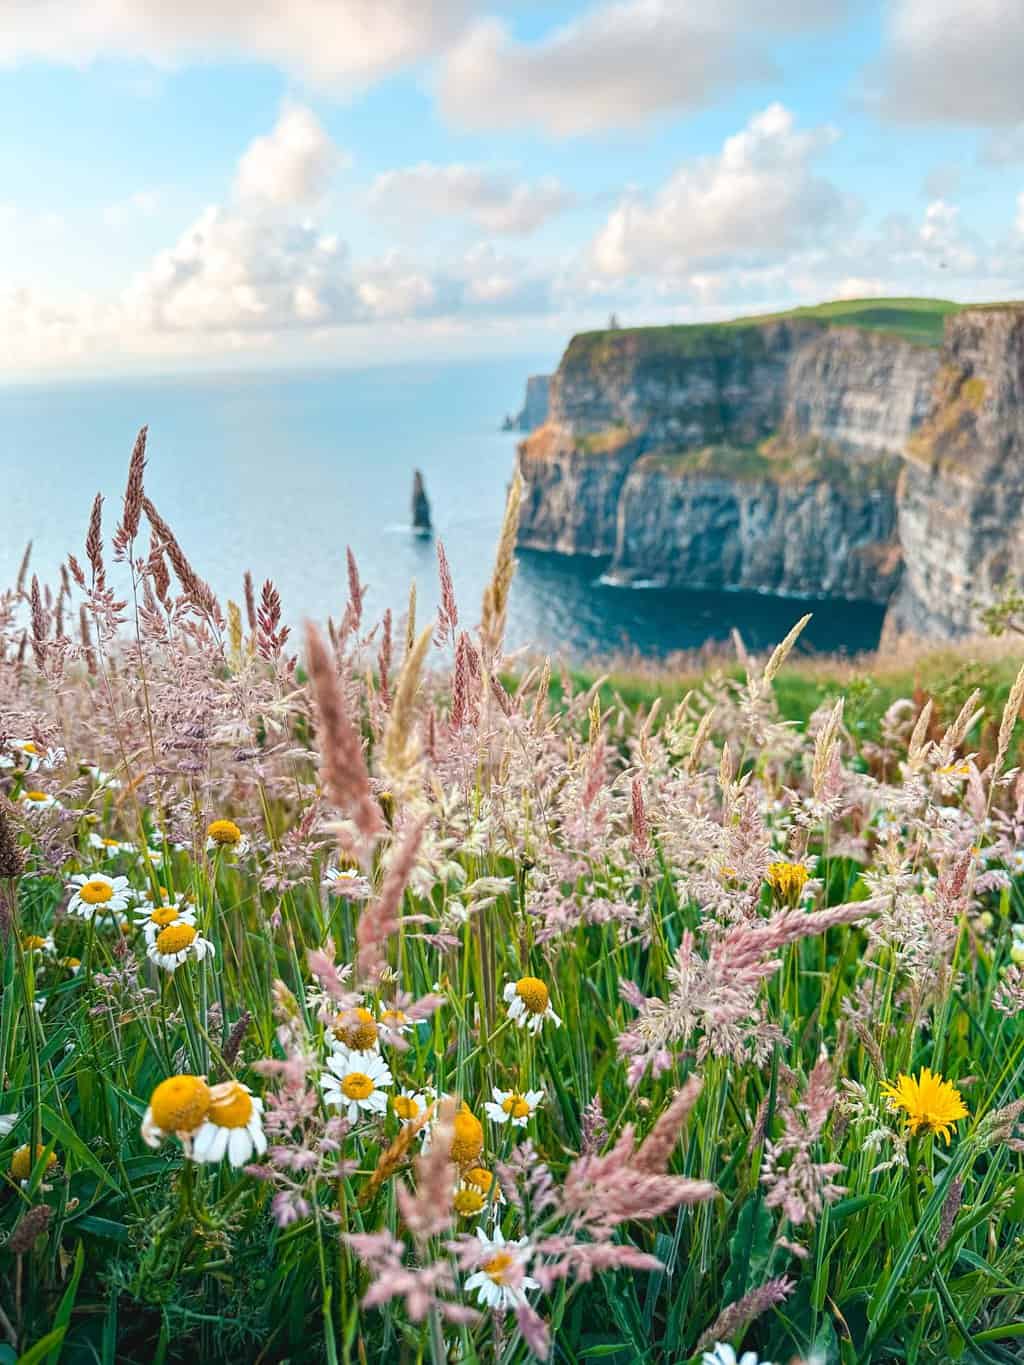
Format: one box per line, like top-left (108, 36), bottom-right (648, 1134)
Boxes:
top-left (4, 431), bottom-right (1024, 1363)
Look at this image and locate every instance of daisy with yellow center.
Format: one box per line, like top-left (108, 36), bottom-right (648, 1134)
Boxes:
top-left (391, 1088), bottom-right (430, 1124)
top-left (881, 1067), bottom-right (969, 1144)
top-left (141, 1074), bottom-right (212, 1150)
top-left (484, 1087), bottom-right (544, 1129)
top-left (206, 819), bottom-right (249, 854)
top-left (379, 1005), bottom-right (413, 1037)
top-left (8, 739), bottom-right (42, 772)
top-left (464, 1227), bottom-right (539, 1311)
top-left (324, 861), bottom-right (370, 899)
top-left (449, 1104), bottom-right (484, 1165)
top-left (135, 901), bottom-right (197, 947)
top-left (88, 832), bottom-right (132, 857)
top-left (330, 1005), bottom-right (380, 1054)
top-left (766, 861), bottom-right (810, 907)
top-left (146, 921), bottom-right (216, 973)
top-left (503, 976), bottom-right (561, 1033)
top-left (191, 1081), bottom-right (267, 1167)
top-left (19, 789), bottom-right (60, 813)
top-left (66, 872), bottom-right (132, 919)
top-left (9, 1144), bottom-right (58, 1185)
top-left (454, 1165), bottom-right (504, 1219)
top-left (21, 933), bottom-right (55, 955)
top-left (321, 1049), bottom-right (393, 1123)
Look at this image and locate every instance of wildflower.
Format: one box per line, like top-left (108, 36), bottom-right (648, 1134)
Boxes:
top-left (766, 861), bottom-right (809, 907)
top-left (19, 790), bottom-right (60, 813)
top-left (9, 1144), bottom-right (57, 1184)
top-left (464, 1227), bottom-right (538, 1311)
top-left (146, 922), bottom-right (215, 972)
top-left (59, 956), bottom-right (81, 974)
top-left (453, 1181), bottom-right (489, 1218)
top-left (484, 1087), bottom-right (544, 1129)
top-left (330, 1006), bottom-right (380, 1054)
top-left (85, 765), bottom-right (123, 789)
top-left (454, 1165), bottom-right (504, 1218)
top-left (88, 832), bottom-right (132, 856)
top-left (450, 1104), bottom-right (484, 1165)
top-left (8, 740), bottom-right (42, 771)
top-left (881, 1068), bottom-right (969, 1143)
top-left (67, 872), bottom-right (132, 919)
top-left (503, 976), bottom-right (561, 1033)
top-left (21, 933), bottom-right (55, 955)
top-left (321, 1049), bottom-right (393, 1123)
top-left (136, 901), bottom-right (197, 946)
top-left (380, 1005), bottom-right (413, 1036)
top-left (141, 1074), bottom-right (212, 1149)
top-left (702, 1348), bottom-right (773, 1365)
top-left (206, 818), bottom-right (249, 854)
top-left (191, 1081), bottom-right (267, 1167)
top-left (392, 1088), bottom-right (430, 1124)
top-left (324, 859), bottom-right (367, 895)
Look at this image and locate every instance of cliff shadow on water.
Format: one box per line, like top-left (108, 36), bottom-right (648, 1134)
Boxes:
top-left (513, 547), bottom-right (885, 661)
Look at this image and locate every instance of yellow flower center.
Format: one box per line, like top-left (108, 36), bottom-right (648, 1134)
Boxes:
top-left (333, 1007), bottom-right (378, 1052)
top-left (766, 862), bottom-right (809, 904)
top-left (61, 957), bottom-right (81, 969)
top-left (454, 1188), bottom-right (486, 1216)
top-left (450, 1106), bottom-right (484, 1164)
top-left (515, 976), bottom-right (549, 1015)
top-left (25, 791), bottom-right (48, 802)
top-left (10, 1145), bottom-right (57, 1181)
top-left (149, 906), bottom-right (182, 928)
top-left (22, 935), bottom-right (48, 951)
top-left (482, 1251), bottom-right (515, 1284)
top-left (149, 1075), bottom-right (211, 1133)
top-left (465, 1166), bottom-right (496, 1194)
top-left (155, 923), bottom-right (198, 955)
top-left (207, 819), bottom-right (242, 845)
top-left (79, 879), bottom-right (114, 905)
top-left (208, 1081), bottom-right (254, 1129)
top-left (501, 1094), bottom-right (531, 1119)
top-left (380, 1009), bottom-right (407, 1029)
top-left (21, 742), bottom-right (39, 755)
top-left (341, 1072), bottom-right (375, 1101)
top-left (392, 1094), bottom-right (420, 1121)
top-left (102, 838), bottom-right (120, 848)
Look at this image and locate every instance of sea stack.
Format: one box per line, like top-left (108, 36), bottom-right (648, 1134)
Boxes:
top-left (412, 469), bottom-right (432, 535)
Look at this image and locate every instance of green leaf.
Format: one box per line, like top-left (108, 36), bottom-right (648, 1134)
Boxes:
top-left (16, 1331), bottom-right (66, 1365)
top-left (724, 1196), bottom-right (773, 1303)
top-left (40, 1104), bottom-right (122, 1196)
top-left (46, 1241), bottom-right (84, 1365)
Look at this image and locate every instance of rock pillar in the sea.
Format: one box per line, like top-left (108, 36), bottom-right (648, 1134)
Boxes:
top-left (412, 469), bottom-right (432, 534)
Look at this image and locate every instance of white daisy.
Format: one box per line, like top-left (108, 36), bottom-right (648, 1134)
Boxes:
top-left (391, 1087), bottom-right (431, 1126)
top-left (328, 1005), bottom-right (382, 1056)
top-left (141, 1074), bottom-right (212, 1151)
top-left (206, 819), bottom-right (250, 855)
top-left (484, 1087), bottom-right (544, 1128)
top-left (88, 832), bottom-right (134, 857)
top-left (20, 933), bottom-right (55, 956)
top-left (464, 1227), bottom-right (538, 1311)
top-left (135, 901), bottom-right (198, 947)
top-left (190, 1081), bottom-right (267, 1168)
top-left (8, 739), bottom-right (43, 771)
top-left (323, 864), bottom-right (370, 899)
top-left (85, 765), bottom-right (124, 789)
top-left (146, 922), bottom-right (215, 972)
top-left (502, 976), bottom-right (561, 1033)
top-left (66, 872), bottom-right (132, 920)
top-left (320, 1049), bottom-right (392, 1124)
top-left (453, 1166), bottom-right (505, 1220)
top-left (18, 789), bottom-right (61, 814)
top-left (702, 1347), bottom-right (774, 1365)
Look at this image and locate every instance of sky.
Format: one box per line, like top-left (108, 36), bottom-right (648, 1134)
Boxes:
top-left (4, 0), bottom-right (1024, 379)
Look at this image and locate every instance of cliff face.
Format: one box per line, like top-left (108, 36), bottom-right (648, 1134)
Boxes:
top-left (519, 375), bottom-right (551, 431)
top-left (884, 307), bottom-right (1024, 638)
top-left (517, 317), bottom-right (937, 604)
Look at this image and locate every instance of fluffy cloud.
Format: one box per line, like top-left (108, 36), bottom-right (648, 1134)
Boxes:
top-left (368, 163), bottom-right (572, 235)
top-left (873, 0), bottom-right (1024, 125)
top-left (590, 105), bottom-right (847, 279)
top-left (236, 107), bottom-right (346, 205)
top-left (0, 0), bottom-right (473, 87)
top-left (103, 189), bottom-right (161, 229)
top-left (437, 0), bottom-right (848, 136)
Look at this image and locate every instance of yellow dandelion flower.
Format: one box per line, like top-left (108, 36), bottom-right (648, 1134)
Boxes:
top-left (881, 1067), bottom-right (968, 1144)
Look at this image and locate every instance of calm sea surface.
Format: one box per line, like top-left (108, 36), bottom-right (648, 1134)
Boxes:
top-left (0, 360), bottom-right (883, 662)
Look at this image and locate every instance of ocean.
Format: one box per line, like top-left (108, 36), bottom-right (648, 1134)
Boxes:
top-left (0, 358), bottom-right (884, 662)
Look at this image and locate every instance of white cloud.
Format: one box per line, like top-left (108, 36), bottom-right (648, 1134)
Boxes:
top-left (103, 189), bottom-right (161, 229)
top-left (590, 105), bottom-right (847, 279)
top-left (437, 0), bottom-right (848, 136)
top-left (873, 0), bottom-right (1024, 125)
top-left (236, 106), bottom-right (346, 205)
top-left (0, 0), bottom-right (474, 88)
top-left (367, 163), bottom-right (572, 235)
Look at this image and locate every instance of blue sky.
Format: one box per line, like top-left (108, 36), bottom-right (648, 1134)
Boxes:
top-left (3, 0), bottom-right (1024, 378)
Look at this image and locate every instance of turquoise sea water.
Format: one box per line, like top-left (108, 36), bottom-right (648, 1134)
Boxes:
top-left (0, 359), bottom-right (884, 661)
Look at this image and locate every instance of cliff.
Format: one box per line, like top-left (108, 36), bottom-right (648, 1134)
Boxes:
top-left (517, 307), bottom-right (940, 606)
top-left (504, 374), bottom-right (551, 431)
top-left (884, 306), bottom-right (1024, 638)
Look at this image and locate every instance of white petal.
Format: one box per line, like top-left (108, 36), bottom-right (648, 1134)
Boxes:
top-left (228, 1127), bottom-right (251, 1167)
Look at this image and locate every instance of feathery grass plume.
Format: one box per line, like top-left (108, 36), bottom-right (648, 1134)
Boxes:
top-left (142, 497), bottom-right (220, 621)
top-left (8, 1205), bottom-right (52, 1256)
top-left (360, 1097), bottom-right (436, 1207)
top-left (29, 575), bottom-right (46, 670)
top-left (939, 688), bottom-right (983, 757)
top-left (633, 1075), bottom-right (702, 1173)
top-left (906, 698), bottom-right (934, 770)
top-left (405, 580), bottom-right (417, 658)
top-left (356, 816), bottom-right (426, 982)
top-left (118, 425), bottom-right (147, 543)
top-left (762, 612), bottom-right (811, 686)
top-left (695, 1276), bottom-right (794, 1353)
top-left (435, 539), bottom-right (459, 645)
top-left (243, 569), bottom-right (257, 633)
top-left (227, 600), bottom-right (244, 669)
top-left (304, 623), bottom-right (384, 845)
top-left (222, 1010), bottom-right (252, 1069)
top-left (0, 800), bottom-right (22, 944)
top-left (383, 624), bottom-right (434, 787)
top-left (996, 660), bottom-right (1024, 773)
top-left (256, 579), bottom-right (290, 661)
top-left (86, 493), bottom-right (105, 586)
top-left (812, 697), bottom-right (844, 799)
top-left (377, 608), bottom-right (393, 709)
top-left (480, 469), bottom-right (522, 661)
top-left (397, 1095), bottom-right (456, 1241)
top-left (146, 537), bottom-right (170, 603)
top-left (77, 604), bottom-right (97, 675)
top-left (15, 540), bottom-right (32, 598)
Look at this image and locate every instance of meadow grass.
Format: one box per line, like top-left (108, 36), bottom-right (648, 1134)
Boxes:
top-left (4, 436), bottom-right (1024, 1364)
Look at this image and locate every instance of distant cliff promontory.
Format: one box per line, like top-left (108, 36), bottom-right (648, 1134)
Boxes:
top-left (514, 299), bottom-right (1024, 639)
